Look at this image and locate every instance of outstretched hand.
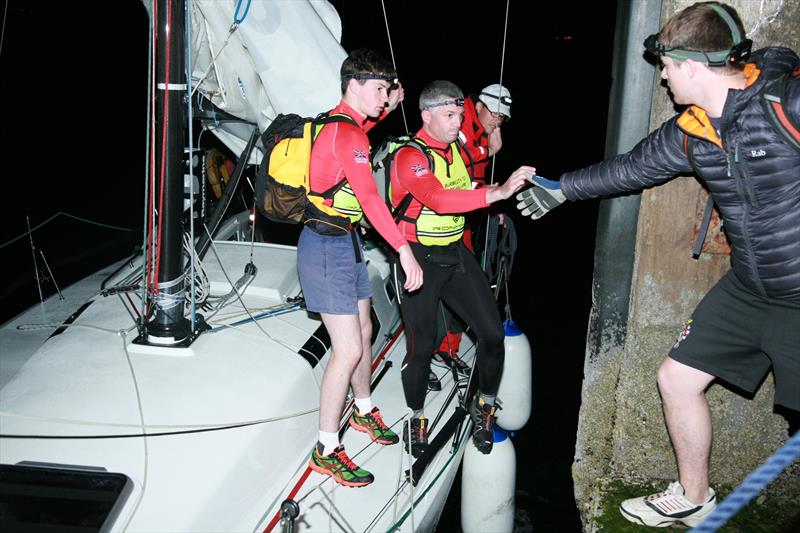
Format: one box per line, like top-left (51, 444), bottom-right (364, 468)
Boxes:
top-left (516, 175), bottom-right (567, 219)
top-left (485, 166), bottom-right (537, 204)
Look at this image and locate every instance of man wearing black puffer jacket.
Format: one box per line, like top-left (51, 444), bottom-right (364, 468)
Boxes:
top-left (516, 1), bottom-right (798, 529)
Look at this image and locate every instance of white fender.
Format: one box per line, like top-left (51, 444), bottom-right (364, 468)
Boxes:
top-left (496, 319), bottom-right (532, 431)
top-left (461, 427), bottom-right (516, 533)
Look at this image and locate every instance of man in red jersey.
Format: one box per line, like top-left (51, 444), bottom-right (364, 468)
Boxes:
top-left (389, 80), bottom-right (533, 457)
top-left (429, 84), bottom-right (513, 390)
top-left (301, 49), bottom-right (423, 488)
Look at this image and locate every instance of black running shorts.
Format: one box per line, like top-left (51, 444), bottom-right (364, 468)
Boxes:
top-left (669, 271), bottom-right (800, 411)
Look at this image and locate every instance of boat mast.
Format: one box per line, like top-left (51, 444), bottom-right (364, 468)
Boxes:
top-left (146, 0), bottom-right (189, 345)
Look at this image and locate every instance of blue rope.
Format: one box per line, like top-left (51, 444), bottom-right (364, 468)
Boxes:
top-left (232, 0), bottom-right (251, 25)
top-left (690, 430), bottom-right (800, 532)
top-left (223, 302), bottom-right (303, 328)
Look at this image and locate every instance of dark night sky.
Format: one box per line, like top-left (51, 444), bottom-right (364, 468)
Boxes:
top-left (1, 2), bottom-right (617, 530)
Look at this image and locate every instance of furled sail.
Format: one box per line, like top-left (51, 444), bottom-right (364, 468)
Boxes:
top-left (189, 0), bottom-right (346, 158)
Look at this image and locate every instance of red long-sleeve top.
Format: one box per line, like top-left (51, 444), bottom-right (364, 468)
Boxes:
top-left (458, 95), bottom-right (492, 183)
top-left (390, 129), bottom-right (490, 244)
top-left (309, 101), bottom-right (407, 251)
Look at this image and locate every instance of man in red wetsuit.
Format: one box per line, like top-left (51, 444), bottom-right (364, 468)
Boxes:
top-left (430, 84), bottom-right (513, 389)
top-left (300, 49), bottom-right (423, 487)
top-left (460, 83), bottom-right (511, 186)
top-left (389, 80), bottom-right (533, 456)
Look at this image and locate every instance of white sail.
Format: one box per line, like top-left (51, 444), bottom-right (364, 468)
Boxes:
top-left (190, 0), bottom-right (346, 158)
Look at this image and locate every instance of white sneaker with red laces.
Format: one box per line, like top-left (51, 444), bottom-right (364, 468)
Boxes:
top-left (620, 481), bottom-right (716, 527)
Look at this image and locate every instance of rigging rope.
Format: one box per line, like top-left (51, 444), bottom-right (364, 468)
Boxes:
top-left (380, 0), bottom-right (409, 134)
top-left (487, 0), bottom-right (511, 188)
top-left (482, 0), bottom-right (511, 268)
top-left (201, 227), bottom-right (325, 377)
top-left (141, 9), bottom-right (155, 329)
top-left (152, 0), bottom-right (174, 294)
top-left (233, 0), bottom-right (251, 25)
top-left (186, 0), bottom-right (197, 329)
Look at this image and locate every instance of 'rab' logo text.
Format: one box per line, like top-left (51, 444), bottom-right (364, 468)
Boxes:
top-left (750, 149), bottom-right (766, 158)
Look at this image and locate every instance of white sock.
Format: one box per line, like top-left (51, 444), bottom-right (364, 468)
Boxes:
top-left (354, 396), bottom-right (373, 414)
top-left (318, 430), bottom-right (339, 456)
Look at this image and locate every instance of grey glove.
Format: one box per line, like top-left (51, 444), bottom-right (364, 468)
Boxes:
top-left (515, 175), bottom-right (566, 220)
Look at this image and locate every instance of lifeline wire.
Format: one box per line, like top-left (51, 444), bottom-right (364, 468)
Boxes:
top-left (0, 213), bottom-right (133, 250)
top-left (0, 0), bottom-right (7, 57)
top-left (690, 430), bottom-right (800, 532)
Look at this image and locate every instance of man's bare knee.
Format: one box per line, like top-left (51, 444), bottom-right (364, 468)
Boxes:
top-left (333, 344), bottom-right (363, 369)
top-left (657, 357), bottom-right (711, 397)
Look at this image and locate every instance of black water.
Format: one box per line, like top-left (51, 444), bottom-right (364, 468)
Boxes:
top-left (2, 2), bottom-right (615, 531)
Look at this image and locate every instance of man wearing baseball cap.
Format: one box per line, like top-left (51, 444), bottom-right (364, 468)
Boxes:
top-left (463, 83), bottom-right (512, 183)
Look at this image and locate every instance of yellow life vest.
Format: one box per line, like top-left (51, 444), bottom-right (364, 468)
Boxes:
top-left (304, 115), bottom-right (364, 232)
top-left (412, 140), bottom-right (472, 246)
top-left (330, 182), bottom-right (363, 223)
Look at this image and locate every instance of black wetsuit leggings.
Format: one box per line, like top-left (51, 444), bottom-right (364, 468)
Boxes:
top-left (396, 242), bottom-right (504, 411)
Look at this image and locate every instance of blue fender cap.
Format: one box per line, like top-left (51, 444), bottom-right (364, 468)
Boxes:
top-left (503, 319), bottom-right (523, 337)
top-left (493, 426), bottom-right (510, 443)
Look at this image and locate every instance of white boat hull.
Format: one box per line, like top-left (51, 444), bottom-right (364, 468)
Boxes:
top-left (0, 240), bottom-right (474, 532)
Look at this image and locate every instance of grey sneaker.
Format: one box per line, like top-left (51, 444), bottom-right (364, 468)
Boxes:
top-left (620, 481), bottom-right (716, 527)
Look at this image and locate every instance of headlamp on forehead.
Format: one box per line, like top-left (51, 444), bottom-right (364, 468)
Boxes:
top-left (421, 97), bottom-right (465, 110)
top-left (480, 92), bottom-right (512, 106)
top-left (643, 5), bottom-right (752, 67)
top-left (346, 72), bottom-right (399, 86)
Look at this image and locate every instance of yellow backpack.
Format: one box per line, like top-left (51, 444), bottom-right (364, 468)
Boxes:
top-left (255, 112), bottom-right (357, 224)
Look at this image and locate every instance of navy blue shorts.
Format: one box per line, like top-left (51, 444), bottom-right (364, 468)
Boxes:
top-left (297, 226), bottom-right (372, 315)
top-left (669, 271), bottom-right (800, 410)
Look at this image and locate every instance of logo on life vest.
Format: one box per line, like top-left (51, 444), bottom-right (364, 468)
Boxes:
top-left (412, 163), bottom-right (427, 177)
top-left (353, 149), bottom-right (369, 164)
top-left (673, 318), bottom-right (693, 349)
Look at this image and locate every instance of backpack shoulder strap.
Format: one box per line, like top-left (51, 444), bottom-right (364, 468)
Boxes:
top-left (456, 137), bottom-right (476, 179)
top-left (683, 132), bottom-right (714, 259)
top-left (310, 113), bottom-right (360, 198)
top-left (391, 138), bottom-right (435, 223)
top-left (761, 70), bottom-right (800, 153)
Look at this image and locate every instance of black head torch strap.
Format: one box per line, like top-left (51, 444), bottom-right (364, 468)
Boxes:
top-left (345, 72), bottom-right (399, 87)
top-left (421, 98), bottom-right (465, 110)
top-left (643, 6), bottom-right (752, 67)
top-left (479, 92), bottom-right (512, 107)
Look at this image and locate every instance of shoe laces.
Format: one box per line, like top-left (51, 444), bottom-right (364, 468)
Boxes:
top-left (366, 409), bottom-right (389, 431)
top-left (645, 481), bottom-right (684, 503)
top-left (476, 402), bottom-right (497, 431)
top-left (333, 447), bottom-right (359, 471)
